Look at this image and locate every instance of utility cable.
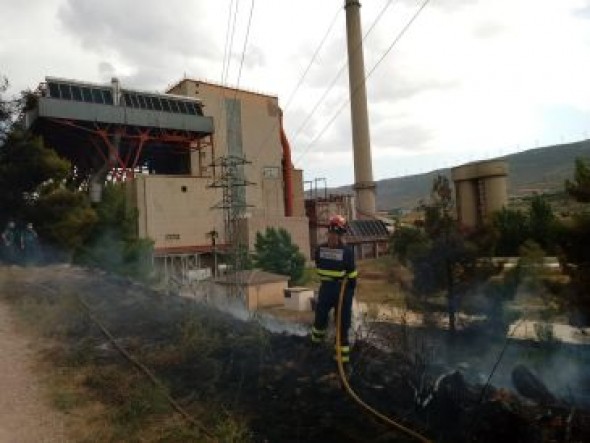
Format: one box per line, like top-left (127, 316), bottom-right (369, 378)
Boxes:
top-left (335, 278), bottom-right (432, 442)
top-left (290, 0), bottom-right (399, 151)
top-left (249, 6), bottom-right (342, 164)
top-left (295, 0), bottom-right (431, 165)
top-left (223, 0), bottom-right (241, 85)
top-left (220, 0), bottom-right (237, 84)
top-left (233, 0), bottom-right (256, 98)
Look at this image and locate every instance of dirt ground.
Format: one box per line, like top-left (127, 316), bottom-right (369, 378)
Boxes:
top-left (0, 297), bottom-right (66, 443)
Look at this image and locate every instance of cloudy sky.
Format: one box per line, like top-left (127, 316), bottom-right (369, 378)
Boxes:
top-left (2, 0), bottom-right (590, 186)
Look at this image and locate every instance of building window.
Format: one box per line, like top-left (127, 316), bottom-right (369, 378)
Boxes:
top-left (91, 88), bottom-right (104, 104)
top-left (48, 82), bottom-right (60, 98)
top-left (58, 83), bottom-right (72, 100)
top-left (152, 97), bottom-right (163, 111)
top-left (81, 87), bottom-right (93, 103)
top-left (181, 186), bottom-right (187, 193)
top-left (71, 86), bottom-right (83, 101)
top-left (263, 166), bottom-right (279, 178)
top-left (102, 89), bottom-right (113, 105)
top-left (161, 99), bottom-right (172, 112)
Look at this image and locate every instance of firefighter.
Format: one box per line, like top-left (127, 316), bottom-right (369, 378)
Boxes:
top-left (311, 214), bottom-right (357, 364)
top-left (1, 221), bottom-right (18, 264)
top-left (21, 222), bottom-right (40, 265)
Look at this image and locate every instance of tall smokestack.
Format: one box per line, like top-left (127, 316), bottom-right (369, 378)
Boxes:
top-left (345, 0), bottom-right (376, 217)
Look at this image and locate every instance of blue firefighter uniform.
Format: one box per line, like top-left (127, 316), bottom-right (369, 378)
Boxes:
top-left (311, 241), bottom-right (358, 362)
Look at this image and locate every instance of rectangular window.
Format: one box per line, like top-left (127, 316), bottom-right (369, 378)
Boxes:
top-left (48, 82), bottom-right (60, 98)
top-left (137, 95), bottom-right (147, 109)
top-left (161, 98), bottom-right (171, 112)
top-left (263, 166), bottom-right (280, 178)
top-left (91, 88), bottom-right (104, 104)
top-left (71, 85), bottom-right (82, 101)
top-left (145, 96), bottom-right (155, 110)
top-left (81, 87), bottom-right (93, 102)
top-left (177, 101), bottom-right (188, 114)
top-left (169, 100), bottom-right (180, 113)
top-left (186, 102), bottom-right (197, 115)
top-left (58, 83), bottom-right (72, 100)
top-left (123, 93), bottom-right (133, 107)
top-left (152, 97), bottom-right (163, 111)
top-left (102, 89), bottom-right (113, 105)
top-left (130, 94), bottom-right (139, 108)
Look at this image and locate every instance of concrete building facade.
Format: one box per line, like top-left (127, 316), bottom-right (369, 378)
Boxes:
top-left (160, 79), bottom-right (310, 260)
top-left (451, 160), bottom-right (509, 228)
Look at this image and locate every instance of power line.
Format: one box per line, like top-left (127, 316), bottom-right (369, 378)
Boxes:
top-left (223, 0), bottom-right (241, 84)
top-left (233, 0), bottom-right (256, 95)
top-left (284, 7), bottom-right (341, 111)
top-left (250, 6), bottom-right (342, 165)
top-left (220, 0), bottom-right (237, 84)
top-left (295, 0), bottom-right (431, 165)
top-left (289, 0), bottom-right (399, 149)
top-left (205, 0), bottom-right (255, 215)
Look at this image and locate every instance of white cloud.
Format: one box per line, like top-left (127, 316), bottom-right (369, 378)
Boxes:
top-left (2, 0), bottom-right (590, 187)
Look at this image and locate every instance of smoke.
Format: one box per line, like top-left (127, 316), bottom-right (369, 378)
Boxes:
top-left (180, 282), bottom-right (308, 337)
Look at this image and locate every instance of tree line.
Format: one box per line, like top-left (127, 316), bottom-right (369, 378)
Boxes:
top-left (391, 159), bottom-right (590, 333)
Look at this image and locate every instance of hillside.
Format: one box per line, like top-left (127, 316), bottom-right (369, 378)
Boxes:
top-left (334, 139), bottom-right (590, 210)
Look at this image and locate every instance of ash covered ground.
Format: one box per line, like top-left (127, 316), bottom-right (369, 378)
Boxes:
top-left (1, 264), bottom-right (590, 442)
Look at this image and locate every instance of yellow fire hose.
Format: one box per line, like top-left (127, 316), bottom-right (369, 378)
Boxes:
top-left (335, 278), bottom-right (432, 443)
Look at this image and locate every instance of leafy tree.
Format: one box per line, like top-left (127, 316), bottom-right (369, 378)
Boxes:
top-left (0, 76), bottom-right (18, 141)
top-left (565, 157), bottom-right (590, 203)
top-left (0, 130), bottom-right (71, 222)
top-left (31, 188), bottom-right (98, 260)
top-left (390, 225), bottom-right (429, 266)
top-left (74, 184), bottom-right (153, 279)
top-left (529, 195), bottom-right (557, 252)
top-left (492, 207), bottom-right (529, 256)
top-left (556, 158), bottom-right (590, 325)
top-left (492, 195), bottom-right (559, 255)
top-left (253, 227), bottom-right (305, 284)
top-left (393, 175), bottom-right (481, 332)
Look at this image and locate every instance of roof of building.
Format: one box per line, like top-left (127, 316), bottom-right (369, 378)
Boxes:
top-left (167, 77), bottom-right (278, 99)
top-left (46, 76), bottom-right (204, 103)
top-left (347, 220), bottom-right (389, 238)
top-left (214, 270), bottom-right (290, 286)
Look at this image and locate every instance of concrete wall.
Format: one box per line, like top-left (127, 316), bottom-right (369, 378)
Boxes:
top-left (167, 79), bottom-right (310, 257)
top-left (246, 280), bottom-right (288, 310)
top-left (131, 175), bottom-right (223, 250)
top-left (169, 80), bottom-right (285, 216)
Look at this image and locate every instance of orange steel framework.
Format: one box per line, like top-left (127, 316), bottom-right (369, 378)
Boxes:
top-left (47, 118), bottom-right (215, 182)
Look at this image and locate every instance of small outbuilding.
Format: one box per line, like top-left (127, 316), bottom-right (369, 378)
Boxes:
top-left (213, 270), bottom-right (290, 311)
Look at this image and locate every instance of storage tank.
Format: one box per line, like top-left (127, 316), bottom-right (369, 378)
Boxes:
top-left (451, 160), bottom-right (508, 228)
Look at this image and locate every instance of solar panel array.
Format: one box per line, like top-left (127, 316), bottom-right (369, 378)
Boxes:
top-left (46, 80), bottom-right (203, 116)
top-left (347, 220), bottom-right (389, 238)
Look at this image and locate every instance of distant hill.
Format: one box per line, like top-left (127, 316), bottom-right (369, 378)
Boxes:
top-left (333, 139), bottom-right (590, 210)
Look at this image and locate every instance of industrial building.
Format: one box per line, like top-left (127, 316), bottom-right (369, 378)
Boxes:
top-left (304, 193), bottom-right (389, 260)
top-left (166, 79), bottom-right (309, 260)
top-left (25, 77), bottom-right (310, 280)
top-left (451, 160), bottom-right (509, 228)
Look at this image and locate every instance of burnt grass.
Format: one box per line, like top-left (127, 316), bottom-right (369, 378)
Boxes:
top-left (2, 265), bottom-right (590, 442)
